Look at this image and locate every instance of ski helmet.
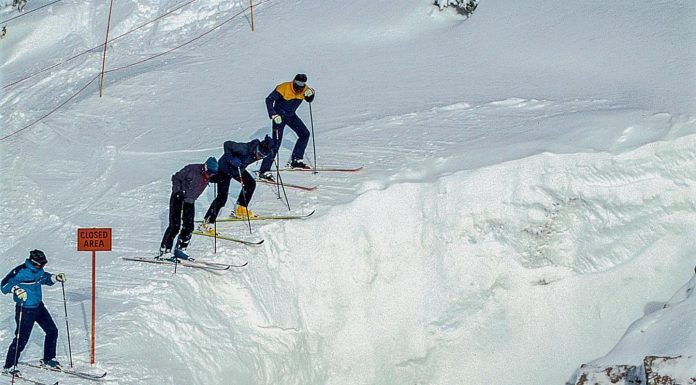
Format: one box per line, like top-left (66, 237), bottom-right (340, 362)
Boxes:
top-left (29, 249), bottom-right (48, 266)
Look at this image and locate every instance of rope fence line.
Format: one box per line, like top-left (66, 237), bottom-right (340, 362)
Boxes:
top-left (2, 0), bottom-right (196, 90)
top-left (0, 0), bottom-right (62, 25)
top-left (0, 74), bottom-right (100, 141)
top-left (1, 0), bottom-right (271, 142)
top-left (104, 4), bottom-right (260, 75)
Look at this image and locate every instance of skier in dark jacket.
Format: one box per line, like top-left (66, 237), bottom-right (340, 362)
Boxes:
top-left (159, 157), bottom-right (219, 258)
top-left (258, 74), bottom-right (315, 181)
top-left (1, 250), bottom-right (66, 377)
top-left (200, 135), bottom-right (274, 228)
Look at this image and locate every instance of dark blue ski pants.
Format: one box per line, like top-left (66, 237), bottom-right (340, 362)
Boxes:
top-left (4, 302), bottom-right (58, 369)
top-left (203, 169), bottom-right (256, 224)
top-left (259, 114), bottom-right (310, 174)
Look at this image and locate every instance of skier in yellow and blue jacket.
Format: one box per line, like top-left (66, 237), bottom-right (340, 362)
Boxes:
top-left (258, 74), bottom-right (315, 181)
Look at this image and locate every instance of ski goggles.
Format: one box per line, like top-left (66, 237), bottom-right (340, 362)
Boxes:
top-left (31, 260), bottom-right (46, 268)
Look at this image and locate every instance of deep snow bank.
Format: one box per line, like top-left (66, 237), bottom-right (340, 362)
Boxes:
top-left (241, 133), bottom-right (696, 385)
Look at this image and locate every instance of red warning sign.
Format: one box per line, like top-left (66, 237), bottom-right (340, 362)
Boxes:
top-left (77, 228), bottom-right (112, 251)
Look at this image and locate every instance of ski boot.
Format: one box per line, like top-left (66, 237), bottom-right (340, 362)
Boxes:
top-left (40, 358), bottom-right (62, 370)
top-left (258, 171), bottom-right (275, 182)
top-left (197, 221), bottom-right (217, 236)
top-left (2, 367), bottom-right (21, 377)
top-left (288, 159), bottom-right (311, 170)
top-left (234, 204), bottom-right (255, 218)
top-left (174, 248), bottom-right (193, 261)
top-left (157, 248), bottom-right (174, 261)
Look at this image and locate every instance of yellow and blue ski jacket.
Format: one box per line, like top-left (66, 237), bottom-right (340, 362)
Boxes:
top-left (265, 81), bottom-right (314, 118)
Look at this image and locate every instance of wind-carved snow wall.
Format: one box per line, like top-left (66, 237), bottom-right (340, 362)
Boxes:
top-left (250, 133), bottom-right (696, 385)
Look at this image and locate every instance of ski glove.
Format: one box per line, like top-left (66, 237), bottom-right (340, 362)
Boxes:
top-left (230, 158), bottom-right (242, 168)
top-left (12, 286), bottom-right (27, 302)
top-left (271, 114), bottom-right (282, 125)
top-left (304, 88), bottom-right (314, 98)
top-left (54, 273), bottom-right (67, 283)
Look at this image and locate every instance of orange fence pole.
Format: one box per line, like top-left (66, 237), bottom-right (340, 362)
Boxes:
top-left (250, 0), bottom-right (254, 31)
top-left (100, 0), bottom-right (115, 97)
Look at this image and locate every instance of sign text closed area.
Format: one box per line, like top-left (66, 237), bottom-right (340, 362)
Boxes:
top-left (78, 228), bottom-right (112, 251)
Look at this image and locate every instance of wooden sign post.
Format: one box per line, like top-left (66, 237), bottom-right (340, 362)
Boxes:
top-left (77, 228), bottom-right (112, 366)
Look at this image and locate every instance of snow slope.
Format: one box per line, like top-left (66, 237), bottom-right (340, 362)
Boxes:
top-left (1, 0), bottom-right (695, 384)
top-left (589, 274), bottom-right (696, 380)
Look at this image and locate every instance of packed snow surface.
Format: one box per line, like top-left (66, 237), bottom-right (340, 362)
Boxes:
top-left (1, 0), bottom-right (695, 384)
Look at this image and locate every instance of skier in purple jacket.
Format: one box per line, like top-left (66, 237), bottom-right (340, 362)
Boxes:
top-left (159, 157), bottom-right (218, 259)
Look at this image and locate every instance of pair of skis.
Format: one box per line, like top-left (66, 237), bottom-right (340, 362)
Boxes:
top-left (192, 210), bottom-right (316, 245)
top-left (122, 256), bottom-right (245, 271)
top-left (124, 210), bottom-right (316, 270)
top-left (258, 166), bottom-right (363, 191)
top-left (1, 361), bottom-right (108, 384)
top-left (280, 166), bottom-right (363, 173)
top-left (123, 249), bottom-right (245, 271)
top-left (192, 230), bottom-right (264, 246)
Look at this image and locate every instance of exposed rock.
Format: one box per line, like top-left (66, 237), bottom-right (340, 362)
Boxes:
top-left (644, 356), bottom-right (695, 385)
top-left (569, 356), bottom-right (696, 385)
top-left (570, 364), bottom-right (642, 385)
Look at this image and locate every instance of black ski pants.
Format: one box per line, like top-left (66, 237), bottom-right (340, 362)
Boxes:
top-left (204, 169), bottom-right (256, 223)
top-left (160, 191), bottom-right (195, 251)
top-left (4, 302), bottom-right (58, 369)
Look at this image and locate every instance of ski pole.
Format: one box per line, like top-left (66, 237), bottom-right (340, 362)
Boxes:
top-left (270, 124), bottom-right (290, 209)
top-left (308, 101), bottom-right (317, 174)
top-left (273, 153), bottom-right (281, 197)
top-left (274, 162), bottom-right (291, 211)
top-left (238, 166), bottom-right (253, 234)
top-left (272, 126), bottom-right (282, 197)
top-left (60, 281), bottom-right (74, 369)
top-left (213, 183), bottom-right (217, 254)
top-left (12, 303), bottom-right (23, 383)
